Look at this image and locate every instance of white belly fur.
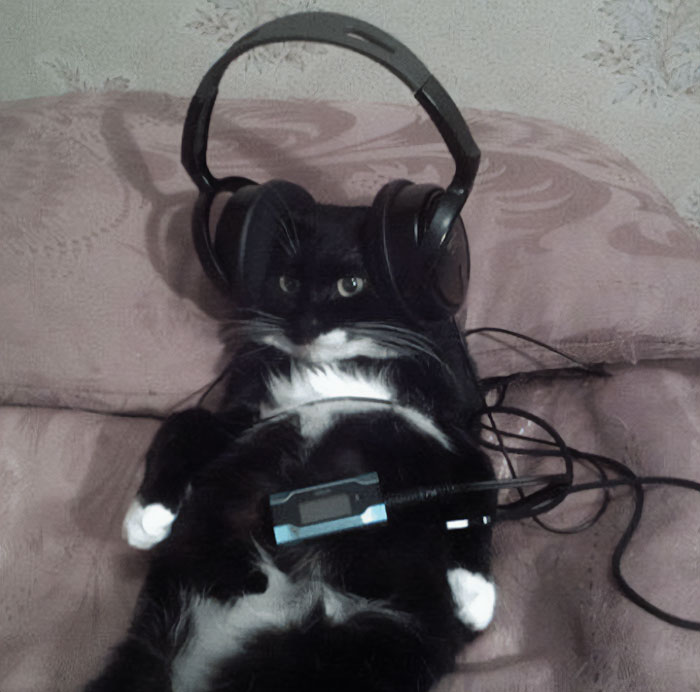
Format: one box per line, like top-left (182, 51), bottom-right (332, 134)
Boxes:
top-left (171, 549), bottom-right (406, 692)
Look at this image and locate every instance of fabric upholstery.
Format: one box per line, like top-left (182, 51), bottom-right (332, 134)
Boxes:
top-left (1, 92), bottom-right (699, 413)
top-left (1, 92), bottom-right (698, 691)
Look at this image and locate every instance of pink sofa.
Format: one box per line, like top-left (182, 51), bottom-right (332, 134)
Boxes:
top-left (1, 92), bottom-right (699, 690)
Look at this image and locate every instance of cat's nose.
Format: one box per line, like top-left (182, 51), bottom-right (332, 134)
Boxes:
top-left (288, 313), bottom-right (322, 345)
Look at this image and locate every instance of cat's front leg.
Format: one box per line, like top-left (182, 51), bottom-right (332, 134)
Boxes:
top-left (445, 525), bottom-right (497, 634)
top-left (124, 408), bottom-right (231, 550)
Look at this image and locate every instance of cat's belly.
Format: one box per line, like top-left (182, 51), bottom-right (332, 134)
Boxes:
top-left (133, 361), bottom-right (495, 692)
top-left (171, 547), bottom-right (408, 692)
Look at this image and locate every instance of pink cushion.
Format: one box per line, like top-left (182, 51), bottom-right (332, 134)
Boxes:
top-left (1, 91), bottom-right (699, 413)
top-left (0, 406), bottom-right (156, 688)
top-left (3, 364), bottom-right (699, 691)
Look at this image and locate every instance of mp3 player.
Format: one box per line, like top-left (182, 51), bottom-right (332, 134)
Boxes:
top-left (269, 472), bottom-right (388, 545)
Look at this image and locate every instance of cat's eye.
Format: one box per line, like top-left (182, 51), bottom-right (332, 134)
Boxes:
top-left (337, 276), bottom-right (365, 298)
top-left (279, 275), bottom-right (301, 295)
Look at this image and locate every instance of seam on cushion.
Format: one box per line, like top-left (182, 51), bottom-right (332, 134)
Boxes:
top-left (470, 335), bottom-right (700, 357)
top-left (0, 396), bottom-right (176, 419)
top-left (3, 335), bottom-right (700, 396)
top-left (2, 338), bottom-right (698, 414)
top-left (3, 354), bottom-right (699, 417)
top-left (0, 383), bottom-right (204, 417)
top-left (0, 402), bottom-right (164, 423)
top-left (0, 382), bottom-right (203, 397)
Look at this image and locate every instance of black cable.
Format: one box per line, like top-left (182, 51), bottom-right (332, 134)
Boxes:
top-left (385, 474), bottom-right (569, 514)
top-left (460, 324), bottom-right (700, 630)
top-left (463, 326), bottom-right (610, 377)
top-left (555, 452), bottom-right (700, 631)
top-left (477, 416), bottom-right (612, 534)
top-left (459, 327), bottom-right (582, 532)
top-left (196, 358), bottom-right (237, 407)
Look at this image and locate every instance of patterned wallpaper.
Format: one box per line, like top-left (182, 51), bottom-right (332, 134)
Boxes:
top-left (585, 0), bottom-right (700, 106)
top-left (1, 0), bottom-right (699, 231)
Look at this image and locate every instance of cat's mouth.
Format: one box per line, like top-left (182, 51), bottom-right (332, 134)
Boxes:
top-left (262, 329), bottom-right (397, 363)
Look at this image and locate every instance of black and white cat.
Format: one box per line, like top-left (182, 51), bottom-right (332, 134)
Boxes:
top-left (86, 202), bottom-right (496, 692)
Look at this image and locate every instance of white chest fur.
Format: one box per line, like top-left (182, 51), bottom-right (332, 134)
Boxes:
top-left (259, 363), bottom-right (452, 450)
top-left (261, 328), bottom-right (398, 363)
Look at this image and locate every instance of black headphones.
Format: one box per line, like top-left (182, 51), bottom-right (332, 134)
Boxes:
top-left (182, 11), bottom-right (481, 323)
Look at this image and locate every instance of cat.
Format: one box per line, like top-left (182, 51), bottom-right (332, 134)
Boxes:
top-left (85, 197), bottom-right (496, 692)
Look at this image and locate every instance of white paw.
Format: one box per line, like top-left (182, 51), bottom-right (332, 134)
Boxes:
top-left (122, 500), bottom-right (176, 550)
top-left (447, 568), bottom-right (496, 631)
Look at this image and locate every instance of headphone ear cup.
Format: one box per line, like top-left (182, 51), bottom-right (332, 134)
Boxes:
top-left (365, 179), bottom-right (410, 299)
top-left (214, 180), bottom-right (315, 307)
top-left (430, 208), bottom-right (470, 314)
top-left (212, 183), bottom-right (261, 301)
top-left (369, 179), bottom-right (469, 322)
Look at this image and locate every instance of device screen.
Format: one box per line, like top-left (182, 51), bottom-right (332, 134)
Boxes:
top-left (299, 494), bottom-right (353, 525)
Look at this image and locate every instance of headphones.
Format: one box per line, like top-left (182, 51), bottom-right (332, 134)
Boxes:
top-left (182, 11), bottom-right (481, 323)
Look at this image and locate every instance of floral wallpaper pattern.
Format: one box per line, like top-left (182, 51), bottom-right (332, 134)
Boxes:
top-left (581, 0), bottom-right (700, 231)
top-left (184, 0), bottom-right (326, 70)
top-left (1, 0), bottom-right (699, 233)
top-left (585, 0), bottom-right (700, 105)
top-left (679, 187), bottom-right (700, 231)
top-left (42, 57), bottom-right (131, 93)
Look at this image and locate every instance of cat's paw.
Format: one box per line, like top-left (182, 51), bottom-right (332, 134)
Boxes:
top-left (122, 499), bottom-right (176, 550)
top-left (447, 568), bottom-right (496, 631)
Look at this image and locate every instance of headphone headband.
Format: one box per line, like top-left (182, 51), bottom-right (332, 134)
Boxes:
top-left (181, 11), bottom-right (480, 220)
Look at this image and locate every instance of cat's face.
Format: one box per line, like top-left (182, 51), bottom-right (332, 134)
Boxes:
top-left (238, 204), bottom-right (429, 363)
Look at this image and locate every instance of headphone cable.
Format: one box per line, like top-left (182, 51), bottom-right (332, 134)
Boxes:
top-left (461, 324), bottom-right (700, 631)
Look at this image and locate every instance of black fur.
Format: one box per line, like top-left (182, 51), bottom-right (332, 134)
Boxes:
top-left (86, 203), bottom-right (494, 692)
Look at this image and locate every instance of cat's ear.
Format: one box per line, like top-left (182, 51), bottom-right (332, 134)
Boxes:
top-left (214, 181), bottom-right (316, 309)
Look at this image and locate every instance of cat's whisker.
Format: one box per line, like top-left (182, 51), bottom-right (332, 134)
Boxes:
top-left (230, 344), bottom-right (274, 362)
top-left (220, 311), bottom-right (284, 330)
top-left (219, 315), bottom-right (286, 348)
top-left (349, 322), bottom-right (441, 362)
top-left (276, 219), bottom-right (300, 257)
top-left (233, 307), bottom-right (285, 322)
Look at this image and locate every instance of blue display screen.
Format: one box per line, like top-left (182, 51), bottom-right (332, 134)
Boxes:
top-left (299, 494), bottom-right (352, 524)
